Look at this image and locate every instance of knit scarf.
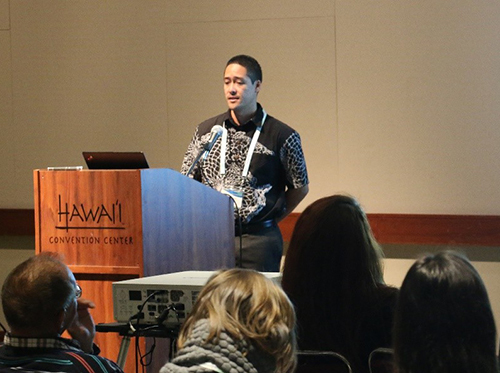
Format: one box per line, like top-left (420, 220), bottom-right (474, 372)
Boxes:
top-left (160, 319), bottom-right (276, 373)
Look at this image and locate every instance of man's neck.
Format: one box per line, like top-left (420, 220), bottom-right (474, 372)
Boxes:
top-left (230, 106), bottom-right (257, 126)
top-left (9, 328), bottom-right (60, 339)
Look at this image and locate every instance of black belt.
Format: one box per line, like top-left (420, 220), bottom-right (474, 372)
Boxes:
top-left (235, 219), bottom-right (276, 236)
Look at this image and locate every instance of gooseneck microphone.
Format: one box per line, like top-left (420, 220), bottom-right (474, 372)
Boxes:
top-left (186, 125), bottom-right (224, 176)
top-left (202, 125), bottom-right (223, 156)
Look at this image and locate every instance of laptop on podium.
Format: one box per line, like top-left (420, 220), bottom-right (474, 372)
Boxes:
top-left (82, 151), bottom-right (149, 170)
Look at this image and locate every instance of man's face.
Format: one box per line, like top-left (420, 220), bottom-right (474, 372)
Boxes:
top-left (224, 63), bottom-right (261, 114)
top-left (61, 267), bottom-right (78, 332)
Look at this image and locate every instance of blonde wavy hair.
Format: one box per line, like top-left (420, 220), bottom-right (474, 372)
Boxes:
top-left (177, 268), bottom-right (297, 373)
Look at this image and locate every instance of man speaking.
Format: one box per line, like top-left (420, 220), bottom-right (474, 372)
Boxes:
top-left (181, 55), bottom-right (309, 271)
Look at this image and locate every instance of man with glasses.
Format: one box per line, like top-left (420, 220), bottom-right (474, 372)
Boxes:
top-left (0, 254), bottom-right (124, 372)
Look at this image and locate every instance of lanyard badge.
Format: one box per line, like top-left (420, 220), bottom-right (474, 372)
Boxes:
top-left (219, 110), bottom-right (267, 209)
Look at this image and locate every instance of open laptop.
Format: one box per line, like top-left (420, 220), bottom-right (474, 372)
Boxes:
top-left (82, 151), bottom-right (149, 170)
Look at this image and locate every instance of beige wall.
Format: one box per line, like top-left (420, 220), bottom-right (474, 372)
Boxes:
top-left (0, 0), bottom-right (14, 206)
top-left (2, 0), bottom-right (169, 209)
top-left (1, 0), bottom-right (499, 337)
top-left (2, 0), bottom-right (500, 214)
top-left (335, 2), bottom-right (500, 214)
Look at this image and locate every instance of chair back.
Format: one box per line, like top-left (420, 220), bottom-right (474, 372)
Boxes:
top-left (296, 350), bottom-right (352, 373)
top-left (368, 347), bottom-right (395, 373)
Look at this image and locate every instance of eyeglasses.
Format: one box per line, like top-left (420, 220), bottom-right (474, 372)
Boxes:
top-left (75, 283), bottom-right (82, 299)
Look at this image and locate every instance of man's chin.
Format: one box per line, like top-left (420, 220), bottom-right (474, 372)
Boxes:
top-left (226, 100), bottom-right (240, 108)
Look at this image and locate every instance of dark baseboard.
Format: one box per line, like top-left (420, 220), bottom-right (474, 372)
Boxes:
top-left (2, 209), bottom-right (500, 247)
top-left (279, 212), bottom-right (500, 247)
top-left (0, 209), bottom-right (35, 236)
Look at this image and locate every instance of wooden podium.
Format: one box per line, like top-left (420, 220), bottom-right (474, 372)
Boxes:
top-left (33, 168), bottom-right (235, 370)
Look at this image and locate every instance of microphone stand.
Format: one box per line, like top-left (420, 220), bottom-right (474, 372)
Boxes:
top-left (186, 126), bottom-right (222, 177)
top-left (186, 148), bottom-right (207, 177)
top-left (227, 195), bottom-right (243, 268)
top-left (186, 126), bottom-right (242, 265)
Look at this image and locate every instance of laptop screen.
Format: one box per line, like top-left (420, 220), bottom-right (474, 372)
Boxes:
top-left (82, 151), bottom-right (149, 170)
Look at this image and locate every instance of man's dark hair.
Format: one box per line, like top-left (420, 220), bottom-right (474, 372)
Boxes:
top-left (226, 55), bottom-right (262, 83)
top-left (1, 254), bottom-right (74, 331)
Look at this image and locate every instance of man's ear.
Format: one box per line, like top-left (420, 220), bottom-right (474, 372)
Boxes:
top-left (255, 80), bottom-right (262, 94)
top-left (56, 308), bottom-right (66, 334)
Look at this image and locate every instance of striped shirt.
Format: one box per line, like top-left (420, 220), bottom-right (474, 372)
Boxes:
top-left (0, 334), bottom-right (123, 373)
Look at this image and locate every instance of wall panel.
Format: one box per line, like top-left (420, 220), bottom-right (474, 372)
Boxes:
top-left (0, 0), bottom-right (9, 30)
top-left (335, 1), bottom-right (500, 214)
top-left (9, 0), bottom-right (168, 208)
top-left (165, 0), bottom-right (334, 23)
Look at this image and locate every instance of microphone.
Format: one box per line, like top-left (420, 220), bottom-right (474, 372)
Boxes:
top-left (186, 125), bottom-right (224, 176)
top-left (203, 125), bottom-right (224, 152)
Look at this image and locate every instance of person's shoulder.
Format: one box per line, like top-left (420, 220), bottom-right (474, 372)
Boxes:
top-left (265, 114), bottom-right (297, 134)
top-left (0, 343), bottom-right (7, 358)
top-left (0, 347), bottom-right (124, 373)
top-left (376, 284), bottom-right (400, 298)
top-left (64, 350), bottom-right (125, 373)
top-left (197, 112), bottom-right (229, 134)
top-left (373, 284), bottom-right (399, 311)
top-left (263, 115), bottom-right (302, 149)
top-left (93, 354), bottom-right (125, 373)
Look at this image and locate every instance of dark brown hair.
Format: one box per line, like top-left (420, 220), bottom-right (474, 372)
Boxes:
top-left (226, 55), bottom-right (262, 83)
top-left (281, 195), bottom-right (387, 368)
top-left (393, 251), bottom-right (498, 373)
top-left (2, 254), bottom-right (74, 333)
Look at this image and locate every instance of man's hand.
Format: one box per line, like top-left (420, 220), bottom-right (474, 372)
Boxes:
top-left (67, 298), bottom-right (96, 354)
top-left (277, 185), bottom-right (309, 222)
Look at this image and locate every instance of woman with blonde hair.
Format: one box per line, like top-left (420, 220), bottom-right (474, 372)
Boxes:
top-left (160, 268), bottom-right (297, 373)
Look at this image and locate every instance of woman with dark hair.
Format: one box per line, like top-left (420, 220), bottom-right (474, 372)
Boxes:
top-left (281, 194), bottom-right (398, 373)
top-left (393, 251), bottom-right (499, 373)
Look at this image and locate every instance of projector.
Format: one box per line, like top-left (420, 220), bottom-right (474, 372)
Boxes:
top-left (112, 270), bottom-right (281, 327)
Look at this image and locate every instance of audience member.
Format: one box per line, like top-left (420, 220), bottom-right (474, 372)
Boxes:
top-left (281, 194), bottom-right (398, 373)
top-left (0, 254), bottom-right (123, 372)
top-left (393, 251), bottom-right (499, 373)
top-left (160, 268), bottom-right (297, 373)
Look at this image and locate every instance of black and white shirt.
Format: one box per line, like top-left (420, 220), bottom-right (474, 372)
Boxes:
top-left (181, 104), bottom-right (308, 225)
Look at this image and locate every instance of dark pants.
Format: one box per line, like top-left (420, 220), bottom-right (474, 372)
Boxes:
top-left (234, 223), bottom-right (283, 272)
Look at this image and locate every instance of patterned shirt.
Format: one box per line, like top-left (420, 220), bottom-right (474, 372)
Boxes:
top-left (181, 104), bottom-right (308, 224)
top-left (0, 333), bottom-right (124, 373)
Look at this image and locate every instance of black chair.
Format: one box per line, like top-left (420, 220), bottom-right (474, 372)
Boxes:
top-left (368, 347), bottom-right (395, 373)
top-left (296, 350), bottom-right (352, 373)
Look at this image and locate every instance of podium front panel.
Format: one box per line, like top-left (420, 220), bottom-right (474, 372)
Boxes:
top-left (34, 169), bottom-right (143, 274)
top-left (140, 168), bottom-right (235, 276)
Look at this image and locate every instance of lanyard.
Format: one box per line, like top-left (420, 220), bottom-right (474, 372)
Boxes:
top-left (220, 110), bottom-right (267, 177)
